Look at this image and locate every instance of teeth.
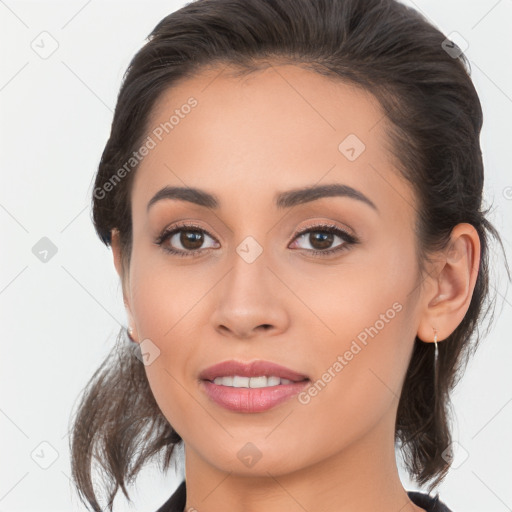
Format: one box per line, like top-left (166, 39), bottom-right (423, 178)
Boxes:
top-left (233, 376), bottom-right (249, 387)
top-left (212, 375), bottom-right (296, 387)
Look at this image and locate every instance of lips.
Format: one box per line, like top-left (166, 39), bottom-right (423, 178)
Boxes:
top-left (199, 360), bottom-right (309, 383)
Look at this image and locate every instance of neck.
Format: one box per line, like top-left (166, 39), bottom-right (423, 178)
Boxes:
top-left (182, 410), bottom-right (425, 512)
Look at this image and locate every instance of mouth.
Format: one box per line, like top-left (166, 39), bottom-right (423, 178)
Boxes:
top-left (198, 360), bottom-right (310, 413)
top-left (199, 359), bottom-right (310, 384)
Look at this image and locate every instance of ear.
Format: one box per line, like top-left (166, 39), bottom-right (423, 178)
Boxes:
top-left (416, 223), bottom-right (481, 343)
top-left (111, 228), bottom-right (138, 342)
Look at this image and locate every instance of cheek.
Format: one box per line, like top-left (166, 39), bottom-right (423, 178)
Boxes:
top-left (128, 254), bottom-right (219, 435)
top-left (290, 243), bottom-right (418, 424)
top-left (289, 298), bottom-right (414, 459)
top-left (130, 247), bottom-right (217, 339)
top-left (287, 235), bottom-right (416, 351)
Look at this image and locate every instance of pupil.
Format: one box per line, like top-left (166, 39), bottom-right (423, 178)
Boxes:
top-left (311, 232), bottom-right (333, 249)
top-left (181, 230), bottom-right (203, 249)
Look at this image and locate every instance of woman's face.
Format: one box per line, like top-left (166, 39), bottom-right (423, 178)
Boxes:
top-left (115, 63), bottom-right (430, 477)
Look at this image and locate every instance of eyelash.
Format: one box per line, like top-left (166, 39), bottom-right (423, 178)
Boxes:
top-left (154, 222), bottom-right (359, 258)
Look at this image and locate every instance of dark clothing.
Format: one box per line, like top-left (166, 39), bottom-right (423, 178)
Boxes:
top-left (408, 490), bottom-right (453, 511)
top-left (155, 480), bottom-right (185, 512)
top-left (155, 480), bottom-right (454, 511)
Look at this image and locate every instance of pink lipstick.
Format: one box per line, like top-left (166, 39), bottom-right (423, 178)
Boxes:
top-left (199, 360), bottom-right (310, 413)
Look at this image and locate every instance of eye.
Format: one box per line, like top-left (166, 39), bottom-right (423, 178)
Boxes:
top-left (155, 222), bottom-right (358, 258)
top-left (289, 224), bottom-right (358, 256)
top-left (155, 222), bottom-right (219, 257)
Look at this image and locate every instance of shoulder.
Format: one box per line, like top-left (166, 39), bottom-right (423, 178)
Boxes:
top-left (407, 490), bottom-right (454, 512)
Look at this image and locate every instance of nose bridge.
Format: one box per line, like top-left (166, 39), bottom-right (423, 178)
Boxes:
top-left (210, 234), bottom-right (290, 337)
top-left (225, 234), bottom-right (274, 306)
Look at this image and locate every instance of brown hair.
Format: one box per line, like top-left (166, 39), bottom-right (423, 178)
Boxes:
top-left (69, 0), bottom-right (510, 510)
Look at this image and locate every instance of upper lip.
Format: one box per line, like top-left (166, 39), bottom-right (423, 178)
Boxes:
top-left (199, 360), bottom-right (310, 382)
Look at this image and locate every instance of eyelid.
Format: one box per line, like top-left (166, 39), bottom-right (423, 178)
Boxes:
top-left (155, 221), bottom-right (218, 245)
top-left (291, 220), bottom-right (355, 237)
top-left (156, 220), bottom-right (218, 240)
top-left (290, 218), bottom-right (356, 239)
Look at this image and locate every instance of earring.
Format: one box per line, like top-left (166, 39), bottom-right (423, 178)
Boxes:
top-left (433, 327), bottom-right (439, 384)
top-left (127, 326), bottom-right (136, 343)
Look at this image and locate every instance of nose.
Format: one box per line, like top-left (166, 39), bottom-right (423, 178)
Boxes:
top-left (210, 249), bottom-right (290, 340)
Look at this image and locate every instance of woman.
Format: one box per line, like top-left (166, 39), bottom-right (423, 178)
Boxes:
top-left (70, 0), bottom-right (509, 511)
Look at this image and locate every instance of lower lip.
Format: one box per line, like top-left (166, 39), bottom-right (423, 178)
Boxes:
top-left (200, 379), bottom-right (310, 413)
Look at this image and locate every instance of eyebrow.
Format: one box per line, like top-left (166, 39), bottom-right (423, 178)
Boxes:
top-left (146, 183), bottom-right (378, 213)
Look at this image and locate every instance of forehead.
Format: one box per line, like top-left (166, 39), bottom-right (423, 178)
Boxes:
top-left (132, 62), bottom-right (415, 220)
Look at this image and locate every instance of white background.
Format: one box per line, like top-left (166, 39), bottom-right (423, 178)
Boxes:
top-left (1, 1), bottom-right (511, 511)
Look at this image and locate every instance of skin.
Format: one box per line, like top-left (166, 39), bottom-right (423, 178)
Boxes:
top-left (111, 62), bottom-right (480, 512)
